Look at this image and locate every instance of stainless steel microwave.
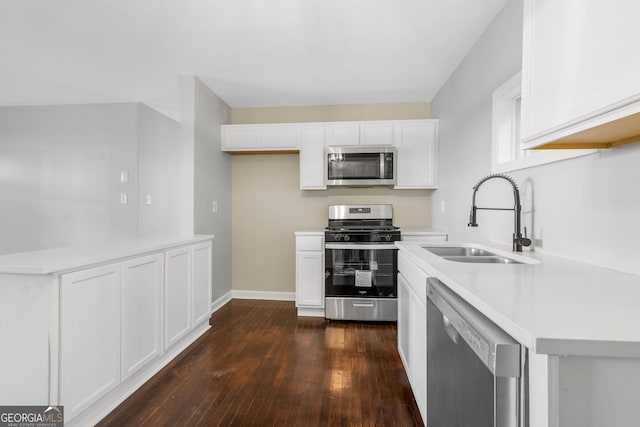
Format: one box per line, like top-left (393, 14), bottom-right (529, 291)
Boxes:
top-left (325, 146), bottom-right (396, 186)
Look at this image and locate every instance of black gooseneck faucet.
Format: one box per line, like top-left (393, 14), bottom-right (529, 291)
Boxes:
top-left (468, 173), bottom-right (532, 252)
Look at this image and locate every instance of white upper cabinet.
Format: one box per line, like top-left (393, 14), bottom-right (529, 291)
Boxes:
top-left (221, 124), bottom-right (300, 152)
top-left (324, 123), bottom-right (360, 146)
top-left (360, 122), bottom-right (395, 146)
top-left (521, 0), bottom-right (640, 149)
top-left (394, 120), bottom-right (438, 189)
top-left (222, 119), bottom-right (438, 189)
top-left (300, 125), bottom-right (327, 190)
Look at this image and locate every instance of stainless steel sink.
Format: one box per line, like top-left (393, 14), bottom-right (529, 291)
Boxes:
top-left (442, 256), bottom-right (522, 264)
top-left (424, 246), bottom-right (496, 257)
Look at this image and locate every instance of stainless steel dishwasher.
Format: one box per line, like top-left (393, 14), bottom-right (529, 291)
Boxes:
top-left (426, 278), bottom-right (524, 427)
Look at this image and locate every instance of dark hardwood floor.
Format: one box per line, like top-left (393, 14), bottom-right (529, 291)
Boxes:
top-left (98, 299), bottom-right (423, 426)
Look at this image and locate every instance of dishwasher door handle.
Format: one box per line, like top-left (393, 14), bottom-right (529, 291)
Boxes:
top-left (442, 314), bottom-right (459, 344)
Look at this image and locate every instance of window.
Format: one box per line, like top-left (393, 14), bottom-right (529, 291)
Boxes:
top-left (491, 72), bottom-right (596, 173)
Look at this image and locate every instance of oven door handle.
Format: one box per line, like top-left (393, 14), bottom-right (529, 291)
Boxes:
top-left (325, 243), bottom-right (398, 250)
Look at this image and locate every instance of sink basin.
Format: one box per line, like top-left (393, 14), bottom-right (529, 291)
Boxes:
top-left (424, 246), bottom-right (496, 257)
top-left (442, 256), bottom-right (523, 264)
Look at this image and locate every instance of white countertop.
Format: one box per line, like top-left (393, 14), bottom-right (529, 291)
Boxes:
top-left (0, 234), bottom-right (214, 275)
top-left (397, 241), bottom-right (640, 358)
top-left (294, 229), bottom-right (324, 236)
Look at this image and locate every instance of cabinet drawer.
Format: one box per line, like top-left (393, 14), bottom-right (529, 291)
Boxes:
top-left (296, 236), bottom-right (324, 251)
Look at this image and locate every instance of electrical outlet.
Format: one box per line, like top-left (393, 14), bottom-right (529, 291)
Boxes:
top-left (145, 195), bottom-right (152, 205)
top-left (120, 170), bottom-right (129, 183)
top-left (120, 193), bottom-right (128, 204)
top-left (212, 201), bottom-right (218, 213)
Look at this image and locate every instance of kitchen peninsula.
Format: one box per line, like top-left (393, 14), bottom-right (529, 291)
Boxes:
top-left (0, 234), bottom-right (213, 426)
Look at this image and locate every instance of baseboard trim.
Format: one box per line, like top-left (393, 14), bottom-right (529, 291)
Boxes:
top-left (211, 290), bottom-right (232, 313)
top-left (231, 290), bottom-right (295, 301)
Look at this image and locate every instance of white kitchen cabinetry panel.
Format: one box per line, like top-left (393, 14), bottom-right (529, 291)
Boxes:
top-left (394, 120), bottom-right (438, 189)
top-left (60, 263), bottom-right (121, 420)
top-left (409, 289), bottom-right (427, 422)
top-left (397, 251), bottom-right (428, 424)
top-left (300, 125), bottom-right (326, 190)
top-left (521, 0), bottom-right (640, 149)
top-left (191, 241), bottom-right (213, 326)
top-left (295, 234), bottom-right (324, 316)
top-left (121, 254), bottom-right (163, 381)
top-left (361, 122), bottom-right (395, 146)
top-left (221, 124), bottom-right (300, 152)
top-left (164, 247), bottom-right (192, 349)
top-left (324, 123), bottom-right (360, 146)
top-left (397, 273), bottom-right (411, 371)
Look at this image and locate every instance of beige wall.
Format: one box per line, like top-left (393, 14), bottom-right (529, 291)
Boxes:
top-left (232, 102), bottom-right (430, 124)
top-left (231, 102), bottom-right (433, 294)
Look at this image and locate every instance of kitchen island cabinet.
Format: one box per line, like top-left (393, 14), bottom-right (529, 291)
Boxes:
top-left (121, 254), bottom-right (164, 381)
top-left (396, 240), bottom-right (640, 427)
top-left (0, 235), bottom-right (213, 426)
top-left (60, 263), bottom-right (122, 420)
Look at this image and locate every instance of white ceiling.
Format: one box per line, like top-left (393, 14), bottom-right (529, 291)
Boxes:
top-left (0, 0), bottom-right (508, 121)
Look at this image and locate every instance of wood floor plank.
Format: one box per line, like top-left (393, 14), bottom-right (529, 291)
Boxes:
top-left (98, 299), bottom-right (423, 426)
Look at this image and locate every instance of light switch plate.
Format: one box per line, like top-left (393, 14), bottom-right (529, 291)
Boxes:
top-left (212, 201), bottom-right (218, 213)
top-left (120, 193), bottom-right (128, 204)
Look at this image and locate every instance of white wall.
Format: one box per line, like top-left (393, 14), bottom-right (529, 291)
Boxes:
top-left (193, 79), bottom-right (232, 301)
top-left (137, 103), bottom-right (182, 236)
top-left (0, 103), bottom-right (139, 255)
top-left (431, 0), bottom-right (640, 275)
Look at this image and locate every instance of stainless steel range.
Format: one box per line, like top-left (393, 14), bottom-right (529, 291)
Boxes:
top-left (324, 204), bottom-right (401, 321)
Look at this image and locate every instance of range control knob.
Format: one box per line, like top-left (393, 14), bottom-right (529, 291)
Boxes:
top-left (344, 235), bottom-right (350, 241)
top-left (333, 234), bottom-right (342, 241)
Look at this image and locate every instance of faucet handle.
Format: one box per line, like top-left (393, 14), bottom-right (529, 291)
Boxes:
top-left (521, 227), bottom-right (532, 247)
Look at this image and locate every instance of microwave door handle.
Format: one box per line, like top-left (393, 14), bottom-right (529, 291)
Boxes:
top-left (380, 152), bottom-right (385, 178)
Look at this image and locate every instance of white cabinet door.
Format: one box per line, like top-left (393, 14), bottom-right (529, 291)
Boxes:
top-left (521, 0), bottom-right (640, 148)
top-left (60, 263), bottom-right (121, 421)
top-left (121, 254), bottom-right (163, 381)
top-left (395, 120), bottom-right (438, 189)
top-left (165, 246), bottom-right (192, 349)
top-left (361, 122), bottom-right (395, 146)
top-left (300, 125), bottom-right (326, 190)
top-left (221, 125), bottom-right (258, 150)
top-left (295, 235), bottom-right (324, 308)
top-left (410, 288), bottom-right (427, 422)
top-left (259, 124), bottom-right (300, 150)
top-left (221, 124), bottom-right (300, 151)
top-left (191, 241), bottom-right (213, 326)
top-left (397, 273), bottom-right (411, 372)
top-left (324, 123), bottom-right (360, 146)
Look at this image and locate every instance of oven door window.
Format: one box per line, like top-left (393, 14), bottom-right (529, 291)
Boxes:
top-left (325, 247), bottom-right (397, 297)
top-left (327, 153), bottom-right (382, 180)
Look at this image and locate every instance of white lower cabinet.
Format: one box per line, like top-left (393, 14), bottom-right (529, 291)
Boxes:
top-left (397, 251), bottom-right (428, 424)
top-left (397, 274), bottom-right (411, 370)
top-left (191, 241), bottom-right (213, 325)
top-left (295, 234), bottom-right (325, 316)
top-left (58, 240), bottom-right (213, 424)
top-left (60, 263), bottom-right (122, 420)
top-left (121, 254), bottom-right (163, 381)
top-left (164, 246), bottom-right (192, 349)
